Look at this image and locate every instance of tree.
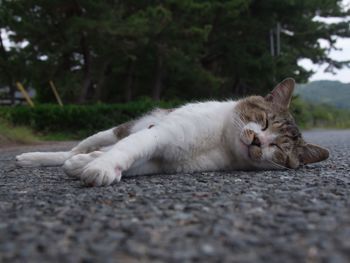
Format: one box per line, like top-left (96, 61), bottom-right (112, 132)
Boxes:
top-left (203, 0), bottom-right (350, 97)
top-left (0, 0), bottom-right (349, 103)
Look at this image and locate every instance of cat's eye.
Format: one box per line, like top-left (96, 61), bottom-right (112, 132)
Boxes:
top-left (269, 143), bottom-right (279, 148)
top-left (270, 143), bottom-right (283, 151)
top-left (282, 139), bottom-right (290, 144)
top-left (261, 114), bottom-right (268, 131)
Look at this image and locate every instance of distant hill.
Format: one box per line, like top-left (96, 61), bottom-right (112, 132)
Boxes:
top-left (295, 80), bottom-right (350, 109)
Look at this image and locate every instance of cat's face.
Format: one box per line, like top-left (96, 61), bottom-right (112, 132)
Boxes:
top-left (235, 78), bottom-right (329, 169)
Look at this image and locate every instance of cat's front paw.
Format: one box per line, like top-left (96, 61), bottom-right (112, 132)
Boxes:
top-left (80, 159), bottom-right (122, 186)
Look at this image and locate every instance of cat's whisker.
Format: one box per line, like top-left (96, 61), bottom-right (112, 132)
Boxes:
top-left (267, 161), bottom-right (284, 170)
top-left (233, 120), bottom-right (244, 129)
top-left (232, 118), bottom-right (245, 131)
top-left (239, 114), bottom-right (248, 124)
top-left (237, 117), bottom-right (246, 129)
top-left (266, 159), bottom-right (291, 170)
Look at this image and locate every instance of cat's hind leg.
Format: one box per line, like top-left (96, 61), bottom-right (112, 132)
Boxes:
top-left (15, 125), bottom-right (125, 168)
top-left (16, 151), bottom-right (74, 167)
top-left (70, 126), bottom-right (127, 154)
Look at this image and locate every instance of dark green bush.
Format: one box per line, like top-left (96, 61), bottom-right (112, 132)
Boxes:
top-left (0, 99), bottom-right (181, 138)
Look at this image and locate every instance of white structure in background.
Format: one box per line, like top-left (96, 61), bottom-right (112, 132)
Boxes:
top-left (0, 86), bottom-right (36, 105)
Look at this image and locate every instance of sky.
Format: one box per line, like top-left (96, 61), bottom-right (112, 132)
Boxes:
top-left (298, 0), bottom-right (350, 83)
top-left (1, 1), bottom-right (350, 84)
top-left (298, 37), bottom-right (350, 84)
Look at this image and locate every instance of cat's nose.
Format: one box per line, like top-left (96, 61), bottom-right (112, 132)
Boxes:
top-left (251, 135), bottom-right (261, 147)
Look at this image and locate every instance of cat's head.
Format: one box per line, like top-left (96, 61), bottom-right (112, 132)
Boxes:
top-left (235, 78), bottom-right (329, 169)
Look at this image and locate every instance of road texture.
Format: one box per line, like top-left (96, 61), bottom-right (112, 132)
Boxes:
top-left (0, 130), bottom-right (350, 263)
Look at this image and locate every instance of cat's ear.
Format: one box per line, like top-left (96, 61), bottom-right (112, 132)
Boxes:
top-left (265, 78), bottom-right (295, 110)
top-left (300, 143), bottom-right (329, 165)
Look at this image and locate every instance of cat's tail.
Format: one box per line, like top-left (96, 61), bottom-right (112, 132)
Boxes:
top-left (16, 151), bottom-right (74, 167)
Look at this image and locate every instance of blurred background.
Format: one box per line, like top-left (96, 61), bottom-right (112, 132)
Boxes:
top-left (0, 0), bottom-right (349, 144)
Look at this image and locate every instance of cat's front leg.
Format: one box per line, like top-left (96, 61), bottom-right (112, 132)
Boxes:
top-left (80, 128), bottom-right (164, 186)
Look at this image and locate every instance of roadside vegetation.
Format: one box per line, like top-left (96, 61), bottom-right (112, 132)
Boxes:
top-left (291, 97), bottom-right (350, 129)
top-left (0, 99), bottom-right (180, 141)
top-left (0, 118), bottom-right (38, 145)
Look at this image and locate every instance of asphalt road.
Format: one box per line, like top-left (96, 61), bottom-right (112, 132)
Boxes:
top-left (0, 130), bottom-right (350, 263)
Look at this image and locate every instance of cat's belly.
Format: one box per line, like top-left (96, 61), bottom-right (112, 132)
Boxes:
top-left (125, 148), bottom-right (246, 175)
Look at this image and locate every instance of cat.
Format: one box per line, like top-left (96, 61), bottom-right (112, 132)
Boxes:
top-left (16, 78), bottom-right (329, 186)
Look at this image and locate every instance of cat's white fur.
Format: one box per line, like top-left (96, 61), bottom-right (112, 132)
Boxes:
top-left (16, 100), bottom-right (278, 186)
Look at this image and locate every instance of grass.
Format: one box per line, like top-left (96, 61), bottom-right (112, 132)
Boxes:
top-left (0, 117), bottom-right (80, 146)
top-left (0, 119), bottom-right (39, 145)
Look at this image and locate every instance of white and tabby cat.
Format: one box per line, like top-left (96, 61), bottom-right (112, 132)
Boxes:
top-left (16, 78), bottom-right (329, 186)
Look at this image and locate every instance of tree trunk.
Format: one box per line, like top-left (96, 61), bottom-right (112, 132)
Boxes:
top-left (152, 46), bottom-right (164, 101)
top-left (78, 33), bottom-right (92, 103)
top-left (0, 32), bottom-right (15, 104)
top-left (124, 59), bottom-right (135, 102)
top-left (94, 60), bottom-right (111, 101)
top-left (232, 76), bottom-right (240, 96)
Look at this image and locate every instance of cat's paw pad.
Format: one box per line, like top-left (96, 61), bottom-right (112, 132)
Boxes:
top-left (80, 159), bottom-right (121, 186)
top-left (16, 153), bottom-right (41, 167)
top-left (63, 151), bottom-right (103, 178)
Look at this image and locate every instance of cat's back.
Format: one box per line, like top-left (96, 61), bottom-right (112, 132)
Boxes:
top-left (174, 100), bottom-right (236, 114)
top-left (130, 100), bottom-right (236, 142)
top-left (162, 100), bottom-right (237, 128)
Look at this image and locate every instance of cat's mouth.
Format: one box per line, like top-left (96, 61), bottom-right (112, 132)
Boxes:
top-left (239, 138), bottom-right (263, 162)
top-left (239, 128), bottom-right (259, 158)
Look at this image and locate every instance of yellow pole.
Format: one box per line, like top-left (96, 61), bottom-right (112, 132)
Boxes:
top-left (49, 80), bottom-right (63, 106)
top-left (15, 82), bottom-right (35, 107)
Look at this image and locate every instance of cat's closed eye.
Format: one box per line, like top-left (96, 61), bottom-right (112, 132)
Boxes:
top-left (261, 113), bottom-right (268, 131)
top-left (272, 120), bottom-right (283, 128)
top-left (254, 112), bottom-right (268, 131)
top-left (272, 148), bottom-right (287, 164)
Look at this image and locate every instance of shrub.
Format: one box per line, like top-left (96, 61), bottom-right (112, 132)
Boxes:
top-left (0, 99), bottom-right (181, 138)
top-left (291, 96), bottom-right (350, 129)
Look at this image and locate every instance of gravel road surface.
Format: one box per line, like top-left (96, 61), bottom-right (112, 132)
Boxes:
top-left (0, 130), bottom-right (350, 263)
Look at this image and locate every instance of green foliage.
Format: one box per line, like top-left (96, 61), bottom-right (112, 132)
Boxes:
top-left (291, 96), bottom-right (350, 129)
top-left (0, 99), bottom-right (181, 138)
